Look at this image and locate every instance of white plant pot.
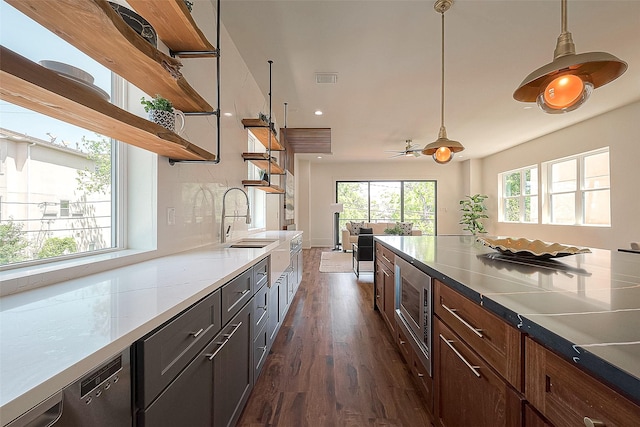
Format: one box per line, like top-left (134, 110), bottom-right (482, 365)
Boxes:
top-left (149, 109), bottom-right (185, 134)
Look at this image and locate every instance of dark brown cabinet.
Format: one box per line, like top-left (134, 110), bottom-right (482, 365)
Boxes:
top-left (374, 242), bottom-right (396, 333)
top-left (434, 317), bottom-right (523, 427)
top-left (434, 279), bottom-right (522, 391)
top-left (525, 337), bottom-right (640, 427)
top-left (396, 325), bottom-right (434, 413)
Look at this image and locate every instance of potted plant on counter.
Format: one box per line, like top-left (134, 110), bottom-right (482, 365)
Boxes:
top-left (459, 194), bottom-right (488, 235)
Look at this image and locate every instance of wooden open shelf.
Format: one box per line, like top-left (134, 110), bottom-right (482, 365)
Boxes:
top-left (127, 0), bottom-right (216, 58)
top-left (1, 47), bottom-right (216, 161)
top-left (6, 0), bottom-right (213, 113)
top-left (242, 181), bottom-right (285, 194)
top-left (241, 153), bottom-right (285, 175)
top-left (242, 118), bottom-right (284, 151)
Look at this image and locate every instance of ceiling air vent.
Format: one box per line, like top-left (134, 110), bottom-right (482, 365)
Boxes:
top-left (315, 73), bottom-right (338, 84)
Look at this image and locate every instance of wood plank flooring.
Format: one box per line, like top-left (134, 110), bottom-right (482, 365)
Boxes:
top-left (237, 248), bottom-right (434, 427)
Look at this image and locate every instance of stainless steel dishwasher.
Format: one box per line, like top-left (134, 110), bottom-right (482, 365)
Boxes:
top-left (7, 349), bottom-right (132, 427)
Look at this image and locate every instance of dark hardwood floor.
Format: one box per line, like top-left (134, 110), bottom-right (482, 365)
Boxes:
top-left (237, 248), bottom-right (434, 427)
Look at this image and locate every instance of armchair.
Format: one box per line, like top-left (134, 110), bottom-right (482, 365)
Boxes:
top-left (352, 231), bottom-right (374, 277)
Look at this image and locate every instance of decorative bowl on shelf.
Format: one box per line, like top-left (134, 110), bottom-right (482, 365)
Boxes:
top-left (108, 2), bottom-right (157, 47)
top-left (38, 60), bottom-right (110, 101)
top-left (476, 236), bottom-right (591, 258)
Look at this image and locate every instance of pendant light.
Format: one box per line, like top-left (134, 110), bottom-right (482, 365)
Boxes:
top-left (513, 0), bottom-right (627, 114)
top-left (422, 0), bottom-right (464, 164)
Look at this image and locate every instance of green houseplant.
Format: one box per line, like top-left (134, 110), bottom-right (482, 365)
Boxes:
top-left (459, 194), bottom-right (488, 235)
top-left (141, 94), bottom-right (174, 113)
top-left (383, 225), bottom-right (404, 235)
top-left (140, 95), bottom-right (185, 133)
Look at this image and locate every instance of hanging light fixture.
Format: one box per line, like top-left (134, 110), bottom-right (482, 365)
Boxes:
top-left (422, 0), bottom-right (464, 164)
top-left (513, 0), bottom-right (627, 114)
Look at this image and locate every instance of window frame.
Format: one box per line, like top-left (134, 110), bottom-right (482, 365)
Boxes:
top-left (498, 165), bottom-right (538, 223)
top-left (335, 180), bottom-right (438, 236)
top-left (0, 8), bottom-right (126, 270)
top-left (543, 147), bottom-right (610, 226)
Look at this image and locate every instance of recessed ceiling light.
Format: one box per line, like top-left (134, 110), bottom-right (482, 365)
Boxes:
top-left (317, 156), bottom-right (323, 159)
top-left (223, 112), bottom-right (233, 117)
top-left (314, 110), bottom-right (323, 116)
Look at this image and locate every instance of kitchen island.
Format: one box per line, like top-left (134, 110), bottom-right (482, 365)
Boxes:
top-left (0, 230), bottom-right (301, 426)
top-left (376, 235), bottom-right (640, 425)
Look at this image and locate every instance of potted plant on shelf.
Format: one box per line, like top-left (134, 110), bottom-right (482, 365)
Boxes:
top-left (459, 194), bottom-right (489, 235)
top-left (141, 94), bottom-right (185, 134)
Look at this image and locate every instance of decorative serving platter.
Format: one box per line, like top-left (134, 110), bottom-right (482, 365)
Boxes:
top-left (476, 236), bottom-right (591, 258)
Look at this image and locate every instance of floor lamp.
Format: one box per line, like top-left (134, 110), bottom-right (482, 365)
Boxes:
top-left (330, 203), bottom-right (344, 251)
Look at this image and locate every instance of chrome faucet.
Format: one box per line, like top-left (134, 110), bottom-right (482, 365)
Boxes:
top-left (220, 187), bottom-right (251, 243)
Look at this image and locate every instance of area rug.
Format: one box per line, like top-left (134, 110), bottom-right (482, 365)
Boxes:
top-left (319, 251), bottom-right (373, 273)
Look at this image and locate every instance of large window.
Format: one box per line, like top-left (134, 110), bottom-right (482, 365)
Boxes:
top-left (0, 4), bottom-right (118, 266)
top-left (499, 166), bottom-right (538, 223)
top-left (544, 148), bottom-right (610, 226)
top-left (336, 180), bottom-right (436, 236)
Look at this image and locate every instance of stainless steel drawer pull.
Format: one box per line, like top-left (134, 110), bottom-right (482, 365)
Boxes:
top-left (206, 341), bottom-right (228, 360)
top-left (439, 334), bottom-right (481, 378)
top-left (206, 322), bottom-right (243, 360)
top-left (382, 269), bottom-right (390, 277)
top-left (583, 417), bottom-right (605, 427)
top-left (236, 289), bottom-right (250, 296)
top-left (382, 254), bottom-right (391, 263)
top-left (441, 303), bottom-right (484, 338)
top-left (258, 305), bottom-right (267, 311)
top-left (190, 328), bottom-right (204, 338)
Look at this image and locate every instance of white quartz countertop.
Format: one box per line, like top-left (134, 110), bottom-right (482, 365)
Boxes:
top-left (0, 231), bottom-right (301, 425)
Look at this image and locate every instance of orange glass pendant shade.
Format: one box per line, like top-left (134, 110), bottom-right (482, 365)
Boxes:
top-left (536, 74), bottom-right (594, 113)
top-left (433, 146), bottom-right (453, 164)
top-left (544, 75), bottom-right (584, 107)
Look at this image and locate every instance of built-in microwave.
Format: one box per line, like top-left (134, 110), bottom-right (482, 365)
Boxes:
top-left (395, 256), bottom-right (433, 377)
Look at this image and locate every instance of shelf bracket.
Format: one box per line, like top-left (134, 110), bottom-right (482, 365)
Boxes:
top-left (169, 0), bottom-right (221, 166)
top-left (170, 48), bottom-right (219, 58)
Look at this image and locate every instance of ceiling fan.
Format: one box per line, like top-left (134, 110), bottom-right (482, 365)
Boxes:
top-left (386, 139), bottom-right (422, 158)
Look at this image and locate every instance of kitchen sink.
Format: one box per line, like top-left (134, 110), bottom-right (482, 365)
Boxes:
top-left (227, 239), bottom-right (277, 249)
top-left (228, 243), bottom-right (271, 248)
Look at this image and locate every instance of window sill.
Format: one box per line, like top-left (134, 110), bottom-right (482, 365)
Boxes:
top-left (0, 249), bottom-right (158, 297)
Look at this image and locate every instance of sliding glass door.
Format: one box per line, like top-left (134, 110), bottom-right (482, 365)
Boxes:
top-left (336, 180), bottom-right (436, 240)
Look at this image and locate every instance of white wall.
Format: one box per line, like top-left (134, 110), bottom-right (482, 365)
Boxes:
top-left (301, 160), bottom-right (465, 248)
top-left (145, 3), bottom-right (278, 256)
top-left (481, 101), bottom-right (640, 251)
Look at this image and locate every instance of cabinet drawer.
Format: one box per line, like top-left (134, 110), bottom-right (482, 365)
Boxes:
top-left (396, 324), bottom-right (412, 363)
top-left (252, 280), bottom-right (269, 338)
top-left (525, 338), bottom-right (640, 427)
top-left (253, 256), bottom-right (269, 293)
top-left (253, 323), bottom-right (269, 381)
top-left (434, 280), bottom-right (523, 390)
top-left (375, 242), bottom-right (395, 269)
top-left (435, 318), bottom-right (523, 427)
top-left (136, 289), bottom-right (221, 409)
top-left (222, 268), bottom-right (253, 325)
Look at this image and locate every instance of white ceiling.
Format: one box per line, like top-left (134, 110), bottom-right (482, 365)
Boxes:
top-left (221, 0), bottom-right (640, 163)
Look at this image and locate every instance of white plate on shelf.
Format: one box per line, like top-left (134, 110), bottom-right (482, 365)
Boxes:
top-left (39, 60), bottom-right (110, 101)
top-left (477, 236), bottom-right (591, 258)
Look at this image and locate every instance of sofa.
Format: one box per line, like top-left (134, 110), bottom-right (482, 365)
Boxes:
top-left (341, 221), bottom-right (422, 251)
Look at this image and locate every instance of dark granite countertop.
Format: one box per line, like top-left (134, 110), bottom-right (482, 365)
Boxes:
top-left (375, 235), bottom-right (640, 404)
